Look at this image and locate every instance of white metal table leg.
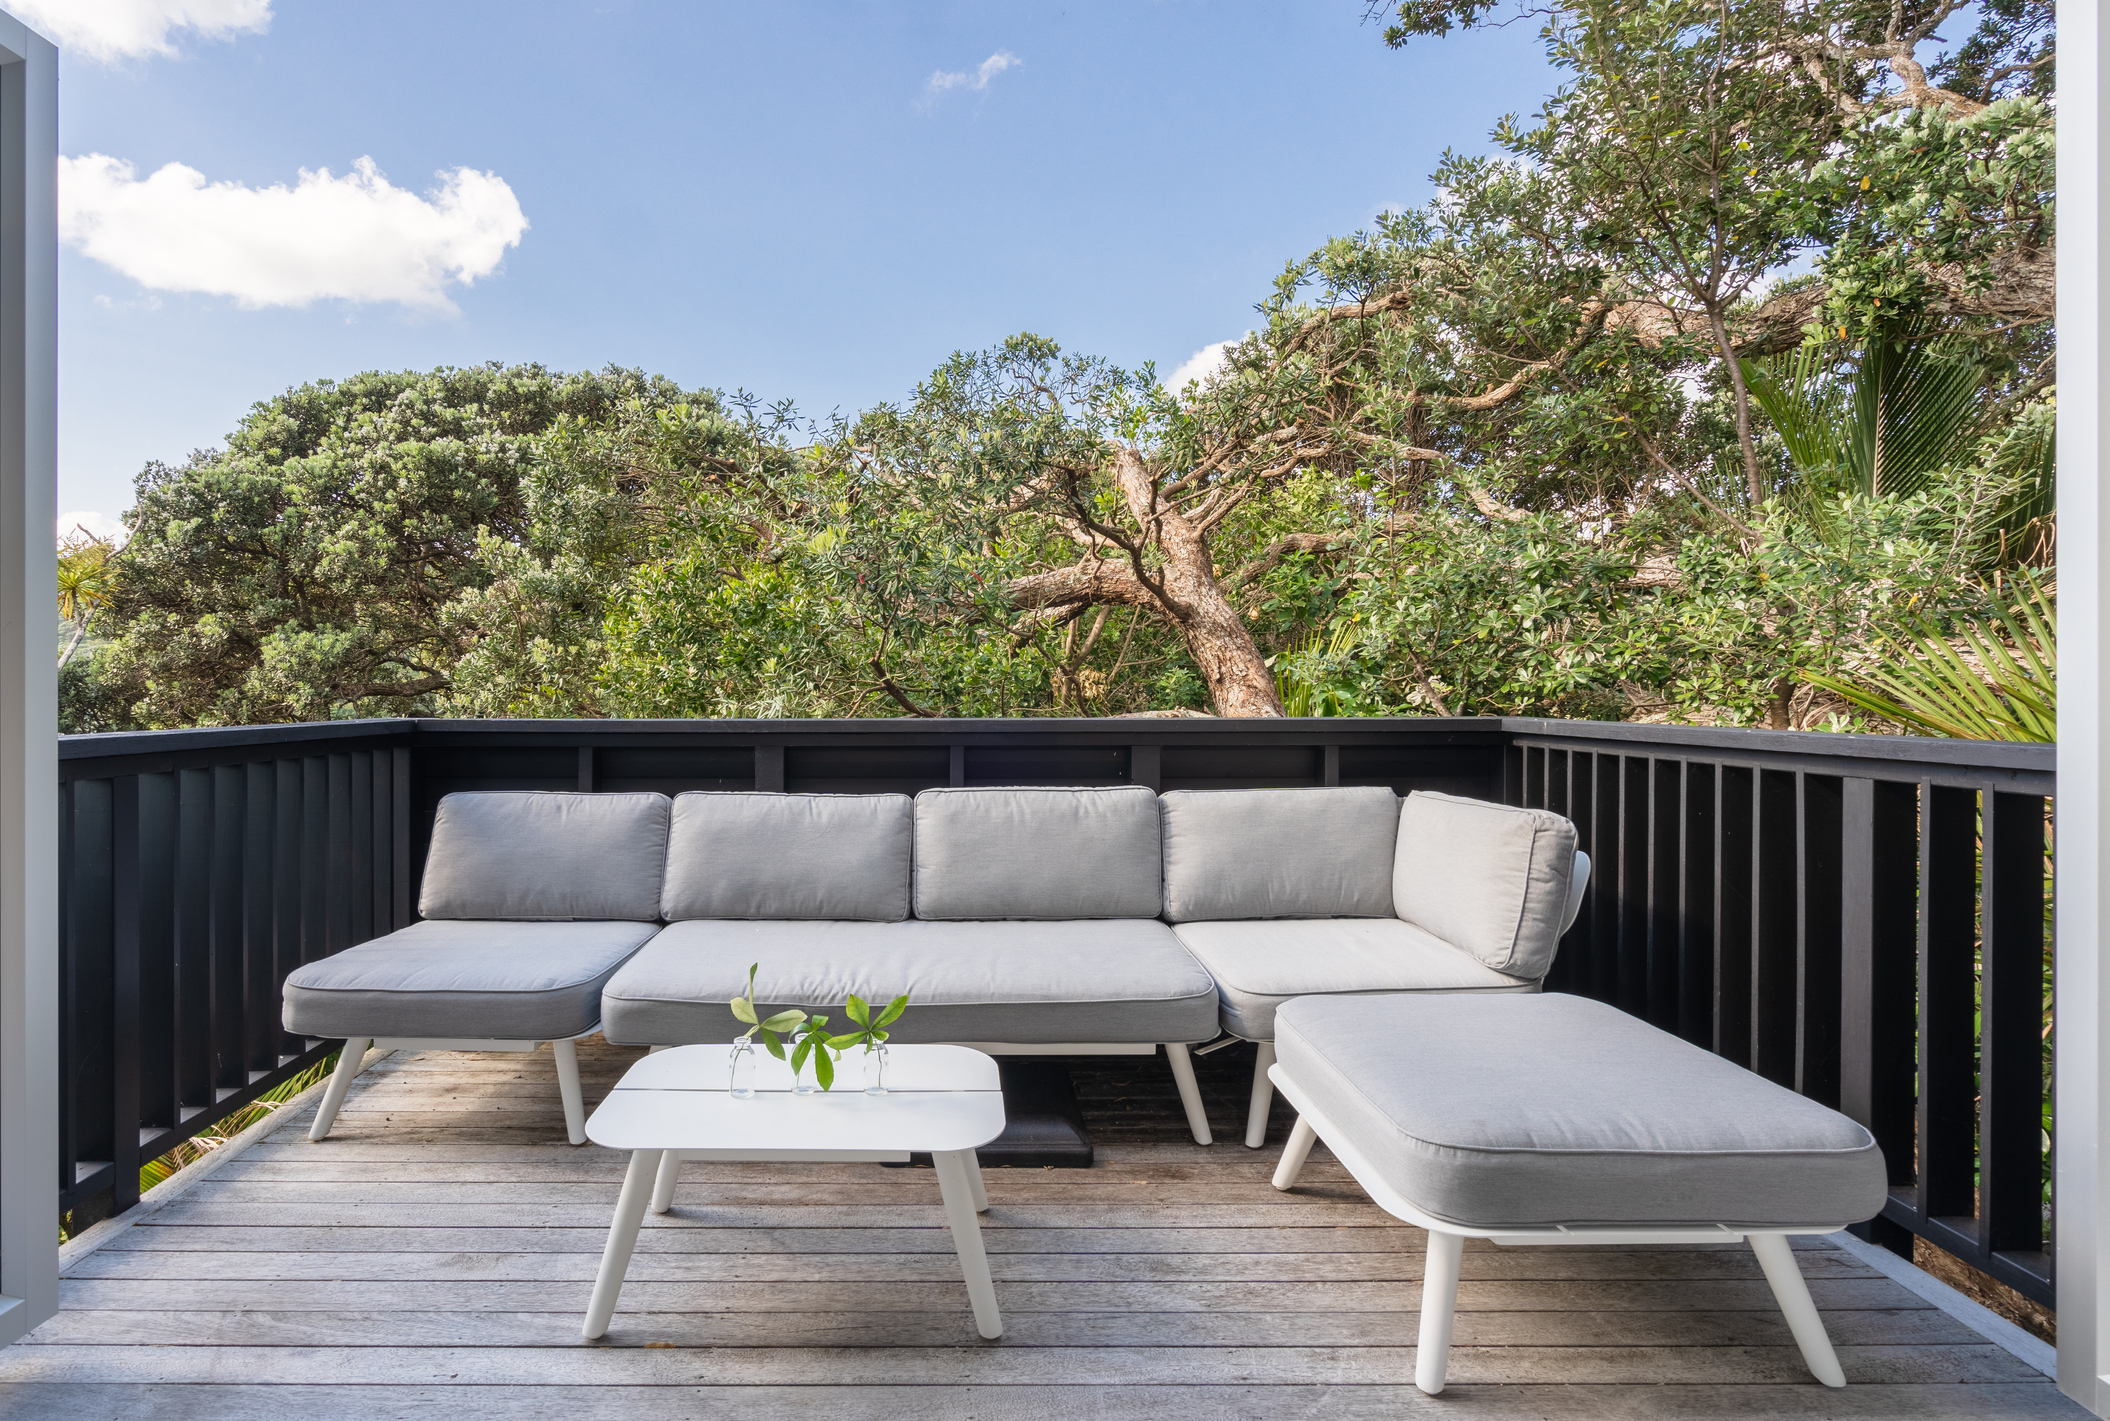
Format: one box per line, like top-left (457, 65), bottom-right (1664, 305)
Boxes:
top-left (1164, 1042), bottom-right (1213, 1145)
top-left (308, 1038), bottom-right (371, 1142)
top-left (1749, 1232), bottom-right (1847, 1387)
top-left (967, 1152), bottom-right (989, 1213)
top-left (650, 1149), bottom-right (682, 1214)
top-left (1272, 1115), bottom-right (1318, 1190)
top-left (583, 1148), bottom-right (662, 1340)
top-left (552, 1037), bottom-right (586, 1145)
top-left (933, 1147), bottom-right (1003, 1338)
top-left (1416, 1228), bottom-right (1465, 1395)
top-left (1245, 1041), bottom-right (1277, 1148)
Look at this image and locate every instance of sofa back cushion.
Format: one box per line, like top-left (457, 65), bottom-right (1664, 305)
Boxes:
top-left (420, 791), bottom-right (670, 922)
top-left (1160, 787), bottom-right (1399, 922)
top-left (1393, 790), bottom-right (1577, 979)
top-left (662, 792), bottom-right (912, 921)
top-left (913, 786), bottom-right (1162, 920)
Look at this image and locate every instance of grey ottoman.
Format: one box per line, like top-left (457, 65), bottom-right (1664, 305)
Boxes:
top-left (1268, 992), bottom-right (1888, 1394)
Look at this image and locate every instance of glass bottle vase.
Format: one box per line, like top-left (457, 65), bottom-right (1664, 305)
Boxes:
top-left (862, 1043), bottom-right (890, 1096)
top-left (728, 1038), bottom-right (756, 1099)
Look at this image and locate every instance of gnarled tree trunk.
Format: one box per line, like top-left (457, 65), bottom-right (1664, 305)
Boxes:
top-left (1106, 449), bottom-right (1282, 717)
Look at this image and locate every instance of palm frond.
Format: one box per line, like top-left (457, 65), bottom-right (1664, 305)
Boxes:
top-left (1804, 571), bottom-right (2054, 743)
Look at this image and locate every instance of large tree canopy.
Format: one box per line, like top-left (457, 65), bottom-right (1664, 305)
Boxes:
top-left (66, 1), bottom-right (2056, 731)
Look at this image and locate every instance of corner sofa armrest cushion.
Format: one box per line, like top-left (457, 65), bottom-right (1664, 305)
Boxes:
top-left (418, 791), bottom-right (670, 922)
top-left (912, 785), bottom-right (1162, 920)
top-left (1393, 791), bottom-right (1577, 979)
top-left (662, 791), bottom-right (913, 921)
top-left (1160, 786), bottom-right (1399, 922)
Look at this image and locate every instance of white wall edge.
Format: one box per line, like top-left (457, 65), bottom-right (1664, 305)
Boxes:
top-left (1828, 1230), bottom-right (2058, 1378)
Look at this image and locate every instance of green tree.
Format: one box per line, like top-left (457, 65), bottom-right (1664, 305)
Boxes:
top-left (96, 364), bottom-right (691, 727)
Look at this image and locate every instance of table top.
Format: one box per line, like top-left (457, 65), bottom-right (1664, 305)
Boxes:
top-left (585, 1043), bottom-right (1006, 1154)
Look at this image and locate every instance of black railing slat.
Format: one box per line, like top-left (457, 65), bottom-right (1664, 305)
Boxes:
top-left (136, 773), bottom-right (178, 1132)
top-left (110, 775), bottom-right (142, 1214)
top-left (1797, 775), bottom-right (1844, 1107)
top-left (1646, 759), bottom-right (1680, 1030)
top-left (1715, 766), bottom-right (1754, 1067)
top-left (1919, 783), bottom-right (1981, 1226)
top-left (1678, 762), bottom-right (1716, 1047)
top-left (175, 768), bottom-right (212, 1113)
top-left (1753, 770), bottom-right (1798, 1087)
top-left (1982, 790), bottom-right (2048, 1262)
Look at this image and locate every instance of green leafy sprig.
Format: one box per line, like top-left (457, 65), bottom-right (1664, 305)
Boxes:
top-left (831, 992), bottom-right (909, 1057)
top-left (729, 963), bottom-right (807, 1061)
top-left (790, 1014), bottom-right (836, 1090)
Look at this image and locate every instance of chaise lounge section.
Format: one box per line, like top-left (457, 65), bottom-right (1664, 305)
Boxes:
top-left (1268, 992), bottom-right (1888, 1393)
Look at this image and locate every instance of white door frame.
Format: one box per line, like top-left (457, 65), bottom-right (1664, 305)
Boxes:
top-left (0, 6), bottom-right (57, 1348)
top-left (2059, 0), bottom-right (2107, 1410)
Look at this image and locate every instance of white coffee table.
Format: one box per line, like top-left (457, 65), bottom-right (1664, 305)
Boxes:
top-left (581, 1043), bottom-right (1008, 1340)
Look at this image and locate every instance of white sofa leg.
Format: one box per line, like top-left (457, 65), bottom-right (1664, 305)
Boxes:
top-left (1750, 1232), bottom-right (1847, 1387)
top-left (1164, 1043), bottom-right (1213, 1145)
top-left (1416, 1228), bottom-right (1465, 1395)
top-left (1272, 1115), bottom-right (1318, 1190)
top-left (1245, 1041), bottom-right (1277, 1148)
top-left (553, 1037), bottom-right (586, 1146)
top-left (308, 1038), bottom-right (371, 1142)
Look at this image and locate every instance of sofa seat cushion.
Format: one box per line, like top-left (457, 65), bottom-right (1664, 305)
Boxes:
top-left (282, 920), bottom-right (661, 1041)
top-left (1173, 918), bottom-right (1532, 1039)
top-left (1275, 993), bottom-right (1888, 1229)
top-left (600, 918), bottom-right (1220, 1046)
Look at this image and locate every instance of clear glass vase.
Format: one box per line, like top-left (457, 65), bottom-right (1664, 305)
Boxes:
top-left (861, 1043), bottom-right (890, 1096)
top-left (728, 1038), bottom-right (756, 1099)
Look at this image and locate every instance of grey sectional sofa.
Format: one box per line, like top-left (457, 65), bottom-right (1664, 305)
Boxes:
top-left (284, 782), bottom-right (1586, 1150)
top-left (600, 785), bottom-right (1225, 1142)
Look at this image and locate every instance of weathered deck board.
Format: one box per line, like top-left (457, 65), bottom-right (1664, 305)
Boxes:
top-left (0, 1035), bottom-right (2080, 1419)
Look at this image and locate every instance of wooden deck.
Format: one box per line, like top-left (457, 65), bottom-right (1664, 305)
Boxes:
top-left (0, 1037), bottom-right (2080, 1419)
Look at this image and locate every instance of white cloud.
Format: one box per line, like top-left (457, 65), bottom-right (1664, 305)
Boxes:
top-left (924, 51), bottom-right (1020, 100)
top-left (59, 155), bottom-right (530, 311)
top-left (11, 0), bottom-right (271, 64)
top-left (1165, 339), bottom-right (1239, 393)
top-left (58, 511), bottom-right (126, 543)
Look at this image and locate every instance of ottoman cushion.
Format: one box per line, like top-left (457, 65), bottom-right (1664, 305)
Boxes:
top-left (601, 917), bottom-right (1220, 1046)
top-left (1275, 993), bottom-right (1887, 1228)
top-left (283, 920), bottom-right (661, 1040)
top-left (1172, 919), bottom-right (1532, 1038)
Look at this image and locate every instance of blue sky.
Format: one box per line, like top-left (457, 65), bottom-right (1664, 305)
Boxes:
top-left (41, 1), bottom-right (1555, 532)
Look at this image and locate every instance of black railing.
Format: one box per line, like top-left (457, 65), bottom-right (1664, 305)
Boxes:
top-left (57, 716), bottom-right (2055, 1305)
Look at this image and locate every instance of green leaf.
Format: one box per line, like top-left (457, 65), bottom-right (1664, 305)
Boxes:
top-left (791, 1036), bottom-right (813, 1071)
top-left (844, 994), bottom-right (870, 1027)
top-left (814, 1049), bottom-right (835, 1091)
top-left (730, 998), bottom-right (758, 1025)
top-left (758, 1009), bottom-right (806, 1033)
top-left (761, 1033), bottom-right (786, 1061)
top-left (826, 1032), bottom-right (865, 1050)
top-left (876, 994), bottom-right (909, 1028)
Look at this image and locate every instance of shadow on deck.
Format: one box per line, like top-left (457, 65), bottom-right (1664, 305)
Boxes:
top-left (0, 1036), bottom-right (2078, 1419)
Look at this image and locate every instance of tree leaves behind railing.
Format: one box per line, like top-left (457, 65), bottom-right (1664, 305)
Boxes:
top-left (1802, 570), bottom-right (2054, 742)
top-left (1274, 620), bottom-right (1363, 717)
